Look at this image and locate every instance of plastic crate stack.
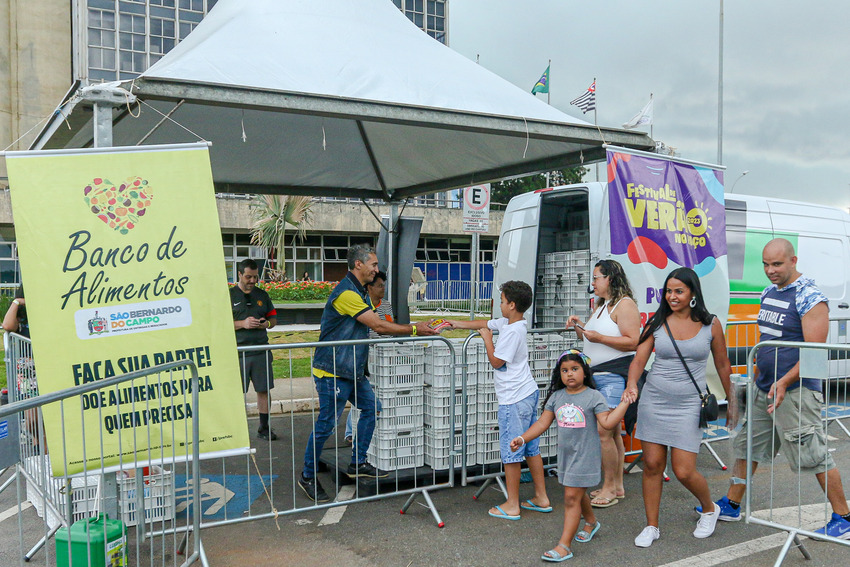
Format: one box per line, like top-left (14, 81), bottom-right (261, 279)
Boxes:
top-left (423, 338), bottom-right (480, 470)
top-left (528, 334), bottom-right (569, 458)
top-left (25, 456), bottom-right (175, 528)
top-left (366, 342), bottom-right (426, 471)
top-left (475, 335), bottom-right (501, 465)
top-left (536, 250), bottom-right (593, 328)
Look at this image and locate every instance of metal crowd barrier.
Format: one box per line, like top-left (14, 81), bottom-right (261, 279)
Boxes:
top-left (1, 331), bottom-right (205, 567)
top-left (410, 280), bottom-right (494, 314)
top-left (222, 335), bottom-right (460, 531)
top-left (458, 328), bottom-right (579, 502)
top-left (744, 340), bottom-right (850, 565)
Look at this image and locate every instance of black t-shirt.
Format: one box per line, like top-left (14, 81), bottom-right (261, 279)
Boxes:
top-left (230, 285), bottom-right (276, 346)
top-left (15, 304), bottom-right (29, 338)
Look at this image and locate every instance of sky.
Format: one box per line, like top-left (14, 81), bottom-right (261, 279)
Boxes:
top-left (448, 0), bottom-right (850, 210)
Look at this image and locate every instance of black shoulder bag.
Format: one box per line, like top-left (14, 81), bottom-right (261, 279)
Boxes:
top-left (663, 320), bottom-right (719, 428)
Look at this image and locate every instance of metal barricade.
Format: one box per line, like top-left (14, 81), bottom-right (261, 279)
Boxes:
top-left (207, 335), bottom-right (460, 532)
top-left (743, 340), bottom-right (850, 565)
top-left (726, 319), bottom-right (850, 439)
top-left (459, 328), bottom-right (578, 501)
top-left (410, 280), bottom-right (495, 314)
top-left (0, 333), bottom-right (204, 567)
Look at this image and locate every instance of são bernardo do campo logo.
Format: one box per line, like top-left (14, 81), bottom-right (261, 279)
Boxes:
top-left (75, 298), bottom-right (192, 340)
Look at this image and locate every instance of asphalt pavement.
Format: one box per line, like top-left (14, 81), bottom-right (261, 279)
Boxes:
top-left (3, 410), bottom-right (850, 566)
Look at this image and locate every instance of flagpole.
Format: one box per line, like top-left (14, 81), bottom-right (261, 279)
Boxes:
top-left (594, 78), bottom-right (599, 182)
top-left (650, 93), bottom-right (654, 140)
top-left (547, 59), bottom-right (551, 105)
top-left (718, 0), bottom-right (724, 164)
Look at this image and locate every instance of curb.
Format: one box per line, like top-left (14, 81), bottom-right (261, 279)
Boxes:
top-left (245, 398), bottom-right (318, 417)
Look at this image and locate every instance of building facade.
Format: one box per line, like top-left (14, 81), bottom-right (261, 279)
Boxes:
top-left (0, 0), bottom-right (499, 289)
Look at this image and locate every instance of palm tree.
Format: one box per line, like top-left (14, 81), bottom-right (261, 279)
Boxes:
top-left (250, 194), bottom-right (313, 281)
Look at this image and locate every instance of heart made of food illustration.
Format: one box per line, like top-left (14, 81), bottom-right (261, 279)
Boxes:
top-left (83, 176), bottom-right (152, 234)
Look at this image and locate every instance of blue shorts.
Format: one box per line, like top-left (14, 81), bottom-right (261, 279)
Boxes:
top-left (594, 372), bottom-right (625, 409)
top-left (498, 390), bottom-right (541, 464)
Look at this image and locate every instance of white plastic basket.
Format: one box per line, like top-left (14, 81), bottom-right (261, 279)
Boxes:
top-left (539, 426), bottom-right (558, 459)
top-left (24, 457), bottom-right (174, 528)
top-left (476, 385), bottom-right (499, 427)
top-left (424, 385), bottom-right (477, 429)
top-left (424, 425), bottom-right (477, 470)
top-left (369, 385), bottom-right (424, 416)
top-left (25, 469), bottom-right (100, 529)
top-left (369, 343), bottom-right (426, 389)
top-left (423, 339), bottom-right (480, 388)
top-left (117, 465), bottom-right (175, 527)
top-left (476, 423), bottom-right (501, 465)
top-left (367, 427), bottom-right (424, 470)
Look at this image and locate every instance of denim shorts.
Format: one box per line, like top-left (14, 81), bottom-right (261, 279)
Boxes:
top-left (498, 390), bottom-right (541, 464)
top-left (594, 372), bottom-right (625, 409)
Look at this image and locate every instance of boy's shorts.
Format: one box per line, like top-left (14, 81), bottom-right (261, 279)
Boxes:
top-left (499, 390), bottom-right (541, 464)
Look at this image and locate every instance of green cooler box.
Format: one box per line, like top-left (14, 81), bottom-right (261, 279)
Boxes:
top-left (55, 514), bottom-right (127, 567)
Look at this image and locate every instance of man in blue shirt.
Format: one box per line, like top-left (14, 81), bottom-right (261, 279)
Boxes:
top-left (701, 238), bottom-right (850, 539)
top-left (298, 244), bottom-right (436, 503)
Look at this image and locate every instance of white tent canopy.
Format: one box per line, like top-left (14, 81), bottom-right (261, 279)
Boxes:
top-left (33, 0), bottom-right (653, 200)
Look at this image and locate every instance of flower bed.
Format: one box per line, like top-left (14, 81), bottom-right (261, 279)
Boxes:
top-left (228, 281), bottom-right (337, 302)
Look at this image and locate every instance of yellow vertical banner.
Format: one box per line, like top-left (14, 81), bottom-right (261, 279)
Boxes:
top-left (4, 143), bottom-right (250, 475)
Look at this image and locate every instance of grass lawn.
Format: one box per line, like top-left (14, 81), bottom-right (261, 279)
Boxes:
top-left (267, 315), bottom-right (476, 378)
top-left (0, 315), bottom-right (481, 387)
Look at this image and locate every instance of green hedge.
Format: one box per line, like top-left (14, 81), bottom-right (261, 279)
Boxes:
top-left (0, 294), bottom-right (12, 317)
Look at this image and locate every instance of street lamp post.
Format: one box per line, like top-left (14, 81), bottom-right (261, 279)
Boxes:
top-left (729, 170), bottom-right (749, 193)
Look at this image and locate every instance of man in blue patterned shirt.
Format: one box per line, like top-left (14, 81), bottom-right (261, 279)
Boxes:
top-left (699, 238), bottom-right (850, 539)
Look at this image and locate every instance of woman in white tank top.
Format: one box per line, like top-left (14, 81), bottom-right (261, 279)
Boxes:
top-left (567, 259), bottom-right (640, 507)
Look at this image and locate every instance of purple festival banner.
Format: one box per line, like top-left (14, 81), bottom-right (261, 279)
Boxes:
top-left (607, 149), bottom-right (726, 272)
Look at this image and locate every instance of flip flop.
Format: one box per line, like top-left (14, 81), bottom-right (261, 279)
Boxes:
top-left (520, 499), bottom-right (553, 513)
top-left (590, 489), bottom-right (625, 499)
top-left (574, 520), bottom-right (601, 543)
top-left (542, 543), bottom-right (573, 562)
top-left (488, 505), bottom-right (520, 521)
top-left (590, 496), bottom-right (619, 508)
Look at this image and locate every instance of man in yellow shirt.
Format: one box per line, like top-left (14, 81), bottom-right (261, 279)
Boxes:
top-left (299, 244), bottom-right (436, 503)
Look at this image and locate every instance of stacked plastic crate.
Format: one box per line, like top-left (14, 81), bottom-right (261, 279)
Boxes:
top-left (423, 338), bottom-right (479, 470)
top-left (536, 250), bottom-right (593, 328)
top-left (528, 334), bottom-right (570, 459)
top-left (366, 342), bottom-right (426, 471)
top-left (475, 336), bottom-right (500, 465)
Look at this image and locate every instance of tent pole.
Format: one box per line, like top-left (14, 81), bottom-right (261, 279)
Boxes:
top-left (84, 85), bottom-right (131, 523)
top-left (387, 201), bottom-right (398, 303)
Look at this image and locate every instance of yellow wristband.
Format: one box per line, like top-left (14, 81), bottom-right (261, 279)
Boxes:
top-left (411, 324), bottom-right (417, 336)
top-left (12, 299), bottom-right (20, 306)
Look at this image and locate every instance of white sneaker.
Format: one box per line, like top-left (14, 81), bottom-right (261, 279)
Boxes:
top-left (634, 525), bottom-right (660, 547)
top-left (694, 503), bottom-right (720, 538)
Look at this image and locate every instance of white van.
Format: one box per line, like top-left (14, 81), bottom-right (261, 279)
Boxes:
top-left (493, 183), bottom-right (850, 372)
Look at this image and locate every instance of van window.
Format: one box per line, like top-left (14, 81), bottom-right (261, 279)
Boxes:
top-left (797, 235), bottom-right (846, 301)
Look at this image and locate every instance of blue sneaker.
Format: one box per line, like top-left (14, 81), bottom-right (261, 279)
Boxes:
top-left (813, 513), bottom-right (850, 540)
top-left (695, 496), bottom-right (741, 522)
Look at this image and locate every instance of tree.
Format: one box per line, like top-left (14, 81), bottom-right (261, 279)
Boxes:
top-left (490, 166), bottom-right (588, 205)
top-left (250, 195), bottom-right (313, 281)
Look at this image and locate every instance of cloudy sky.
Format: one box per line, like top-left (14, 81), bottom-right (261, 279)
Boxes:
top-left (448, 1), bottom-right (850, 210)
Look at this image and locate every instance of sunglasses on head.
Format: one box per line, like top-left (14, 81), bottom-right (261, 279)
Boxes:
top-left (559, 348), bottom-right (591, 367)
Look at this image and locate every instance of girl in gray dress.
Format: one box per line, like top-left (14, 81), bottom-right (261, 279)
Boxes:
top-left (624, 268), bottom-right (732, 548)
top-left (512, 350), bottom-right (631, 562)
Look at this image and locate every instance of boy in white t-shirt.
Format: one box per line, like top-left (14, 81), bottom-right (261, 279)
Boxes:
top-left (447, 281), bottom-right (550, 520)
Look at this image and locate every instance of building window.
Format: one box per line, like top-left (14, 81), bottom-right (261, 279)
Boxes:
top-left (84, 0), bottom-right (219, 81)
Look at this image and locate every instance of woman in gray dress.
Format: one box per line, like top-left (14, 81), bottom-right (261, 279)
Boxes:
top-left (624, 268), bottom-right (732, 548)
